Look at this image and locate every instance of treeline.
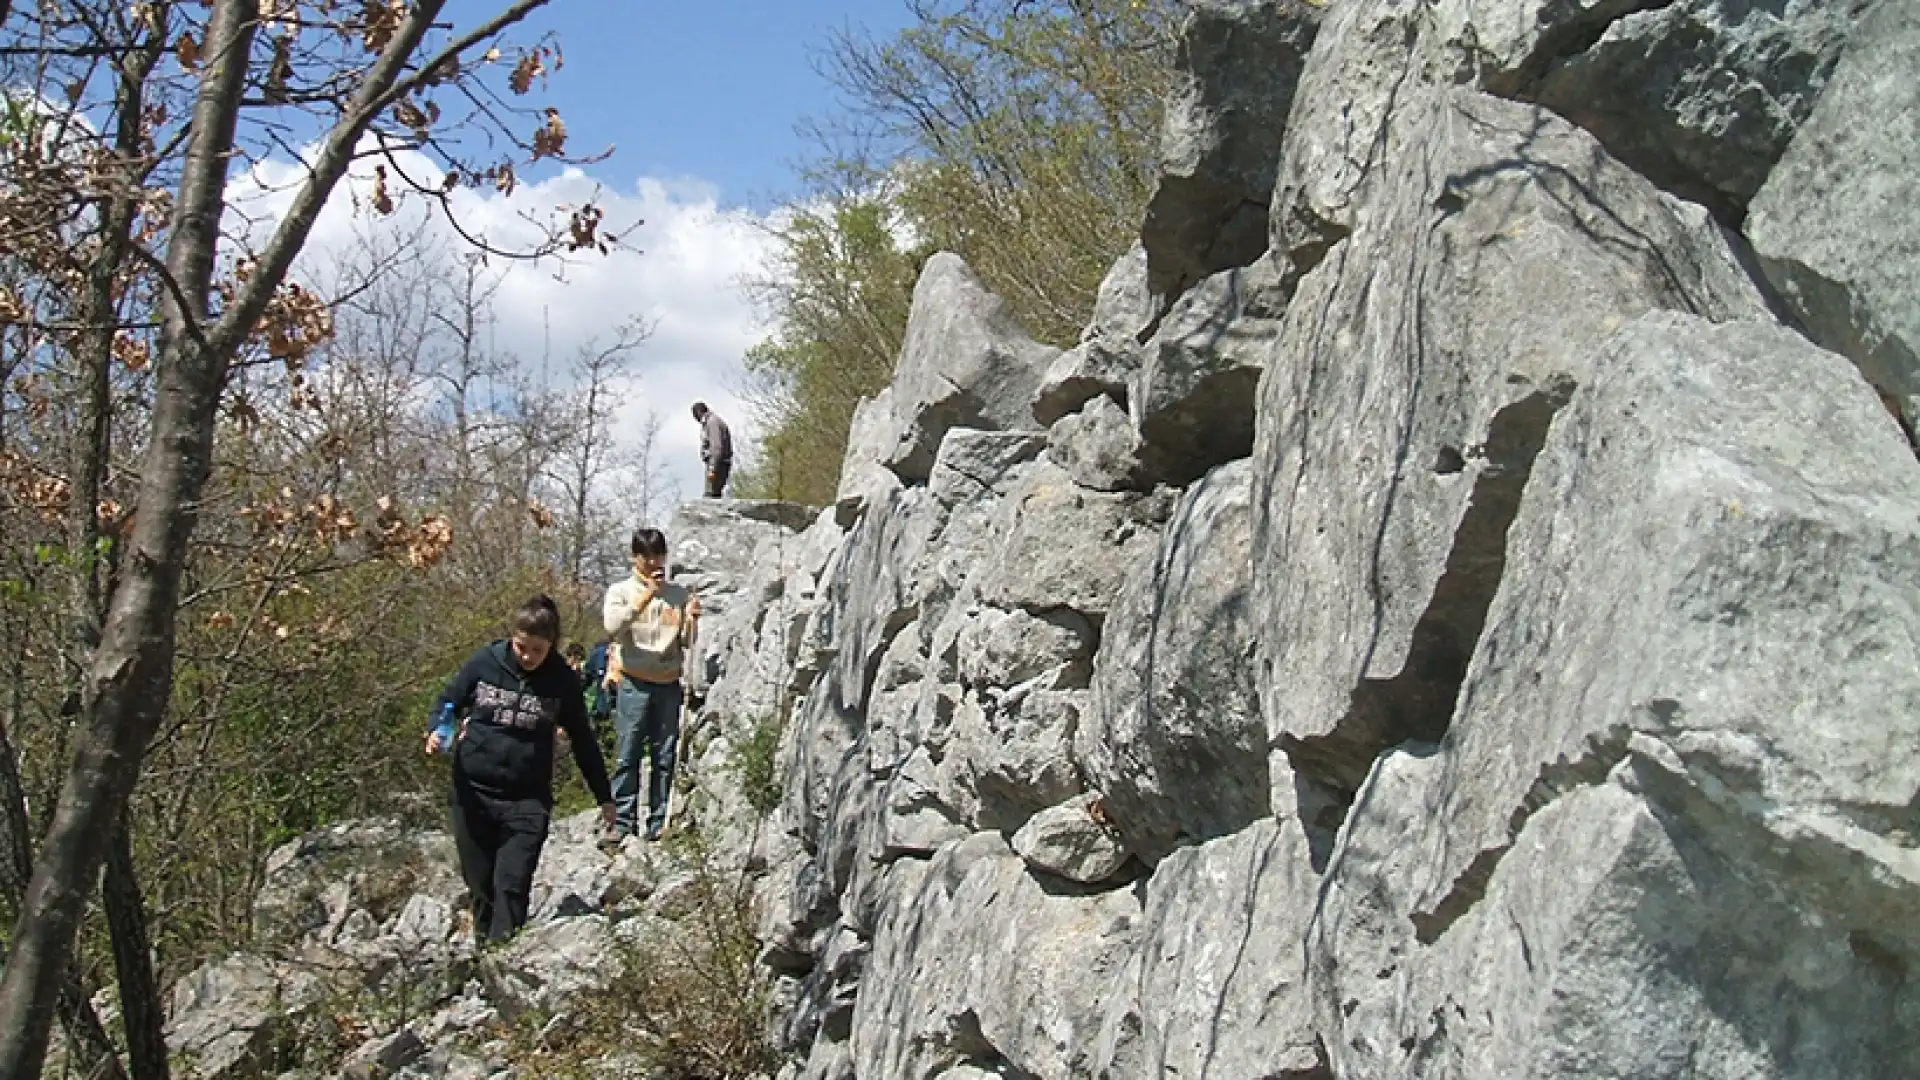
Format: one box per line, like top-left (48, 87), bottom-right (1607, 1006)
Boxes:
top-left (735, 0), bottom-right (1184, 505)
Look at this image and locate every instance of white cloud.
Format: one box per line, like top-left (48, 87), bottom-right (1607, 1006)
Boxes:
top-left (227, 146), bottom-right (778, 517)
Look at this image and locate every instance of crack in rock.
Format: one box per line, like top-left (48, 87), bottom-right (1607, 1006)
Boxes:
top-left (1280, 378), bottom-right (1578, 870)
top-left (1409, 723), bottom-right (1635, 944)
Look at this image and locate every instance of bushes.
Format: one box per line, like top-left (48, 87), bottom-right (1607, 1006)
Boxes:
top-left (731, 713), bottom-right (785, 817)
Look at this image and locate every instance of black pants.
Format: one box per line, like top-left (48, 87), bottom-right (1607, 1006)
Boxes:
top-left (704, 459), bottom-right (730, 498)
top-left (449, 782), bottom-right (550, 943)
top-left (612, 677), bottom-right (682, 837)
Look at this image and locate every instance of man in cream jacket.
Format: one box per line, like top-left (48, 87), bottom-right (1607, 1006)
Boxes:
top-left (601, 526), bottom-right (700, 840)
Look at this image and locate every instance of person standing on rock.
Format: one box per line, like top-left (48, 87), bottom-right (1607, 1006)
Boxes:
top-left (427, 595), bottom-right (617, 945)
top-left (602, 527), bottom-right (701, 840)
top-left (692, 401), bottom-right (732, 498)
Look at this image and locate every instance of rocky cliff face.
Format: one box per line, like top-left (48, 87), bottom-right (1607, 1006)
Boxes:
top-left (699, 1), bottom-right (1920, 1078)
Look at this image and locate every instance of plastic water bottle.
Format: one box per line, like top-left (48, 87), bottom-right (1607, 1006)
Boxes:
top-left (432, 702), bottom-right (456, 755)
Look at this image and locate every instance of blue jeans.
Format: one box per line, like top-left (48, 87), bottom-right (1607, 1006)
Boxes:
top-left (612, 678), bottom-right (682, 836)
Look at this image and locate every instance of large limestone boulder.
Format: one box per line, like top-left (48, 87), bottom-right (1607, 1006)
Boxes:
top-left (251, 819), bottom-right (463, 950)
top-left (1079, 460), bottom-right (1265, 864)
top-left (1010, 794), bottom-right (1130, 885)
top-left (875, 254), bottom-right (1058, 483)
top-left (671, 500), bottom-right (820, 698)
top-left (829, 486), bottom-right (946, 716)
top-left (1096, 817), bottom-right (1324, 1079)
top-left (944, 686), bottom-right (1092, 832)
top-left (529, 809), bottom-right (667, 920)
top-left (1267, 0), bottom-right (1423, 283)
top-left (972, 463), bottom-right (1175, 620)
top-left (1045, 394), bottom-right (1149, 493)
top-left (1746, 0), bottom-right (1920, 434)
top-left (1254, 89), bottom-right (1766, 856)
top-left (853, 834), bottom-right (1141, 1080)
top-left (1142, 0), bottom-right (1323, 301)
top-left (837, 387), bottom-right (906, 511)
top-left (668, 499), bottom-right (812, 613)
top-left (1311, 312), bottom-right (1920, 1078)
top-left (165, 955), bottom-right (326, 1080)
top-left (1132, 254), bottom-right (1289, 486)
top-left (477, 915), bottom-right (626, 1022)
top-left (1518, 0), bottom-right (1869, 217)
top-left (1273, 0), bottom-right (1866, 275)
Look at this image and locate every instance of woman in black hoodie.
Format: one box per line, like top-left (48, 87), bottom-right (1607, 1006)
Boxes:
top-left (426, 595), bottom-right (616, 944)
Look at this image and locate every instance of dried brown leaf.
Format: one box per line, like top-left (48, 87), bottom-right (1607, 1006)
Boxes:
top-left (370, 164), bottom-right (394, 215)
top-left (508, 49), bottom-right (545, 95)
top-left (531, 108), bottom-right (567, 159)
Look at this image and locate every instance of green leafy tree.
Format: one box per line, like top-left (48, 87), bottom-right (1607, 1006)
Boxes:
top-left (737, 196), bottom-right (927, 504)
top-left (742, 0), bottom-right (1182, 503)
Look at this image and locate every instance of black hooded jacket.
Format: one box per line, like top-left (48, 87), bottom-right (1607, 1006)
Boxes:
top-left (434, 640), bottom-right (613, 806)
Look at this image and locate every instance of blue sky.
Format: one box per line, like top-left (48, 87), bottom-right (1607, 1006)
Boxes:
top-left (516, 0), bottom-right (916, 208)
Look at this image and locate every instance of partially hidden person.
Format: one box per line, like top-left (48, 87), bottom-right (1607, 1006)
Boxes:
top-left (692, 401), bottom-right (732, 498)
top-left (602, 527), bottom-right (701, 840)
top-left (427, 594), bottom-right (617, 945)
top-left (583, 636), bottom-right (614, 723)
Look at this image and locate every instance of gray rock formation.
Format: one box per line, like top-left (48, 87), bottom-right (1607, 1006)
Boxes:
top-left (871, 254), bottom-right (1057, 484)
top-left (1311, 312), bottom-right (1920, 1079)
top-left (1032, 245), bottom-right (1152, 427)
top-left (1255, 87), bottom-right (1767, 859)
top-left (1078, 459), bottom-right (1265, 864)
top-left (836, 388), bottom-right (904, 511)
top-left (1521, 0), bottom-right (1870, 218)
top-left (731, 1), bottom-right (1919, 1077)
top-left (1142, 0), bottom-right (1322, 302)
top-left (1010, 794), bottom-right (1130, 884)
top-left (1045, 394), bottom-right (1149, 492)
top-left (1746, 0), bottom-right (1920, 435)
top-left (855, 834), bottom-right (1140, 1080)
top-left (1131, 253), bottom-right (1288, 485)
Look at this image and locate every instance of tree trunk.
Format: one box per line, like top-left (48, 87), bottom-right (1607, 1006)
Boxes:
top-left (103, 811), bottom-right (166, 1080)
top-left (0, 703), bottom-right (127, 1080)
top-left (77, 37), bottom-right (170, 1080)
top-left (0, 3), bottom-right (258, 1072)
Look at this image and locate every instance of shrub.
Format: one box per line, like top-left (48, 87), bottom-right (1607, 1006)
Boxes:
top-left (730, 713), bottom-right (784, 816)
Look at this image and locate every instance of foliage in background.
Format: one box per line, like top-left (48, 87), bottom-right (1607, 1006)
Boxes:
top-left (736, 0), bottom-right (1182, 503)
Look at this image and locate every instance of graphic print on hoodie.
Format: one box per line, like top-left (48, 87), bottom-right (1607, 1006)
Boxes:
top-left (433, 640), bottom-right (613, 805)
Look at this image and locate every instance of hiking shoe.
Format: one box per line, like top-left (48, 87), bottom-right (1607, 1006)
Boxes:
top-left (597, 823), bottom-right (626, 850)
top-left (644, 823), bottom-right (664, 842)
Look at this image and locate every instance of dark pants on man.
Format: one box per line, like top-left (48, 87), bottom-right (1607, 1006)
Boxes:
top-left (612, 677), bottom-right (683, 837)
top-left (449, 781), bottom-right (550, 944)
top-left (704, 459), bottom-right (730, 498)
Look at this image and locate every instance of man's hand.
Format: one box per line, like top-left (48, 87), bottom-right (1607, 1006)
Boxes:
top-left (686, 592), bottom-right (701, 620)
top-left (424, 729), bottom-right (444, 755)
